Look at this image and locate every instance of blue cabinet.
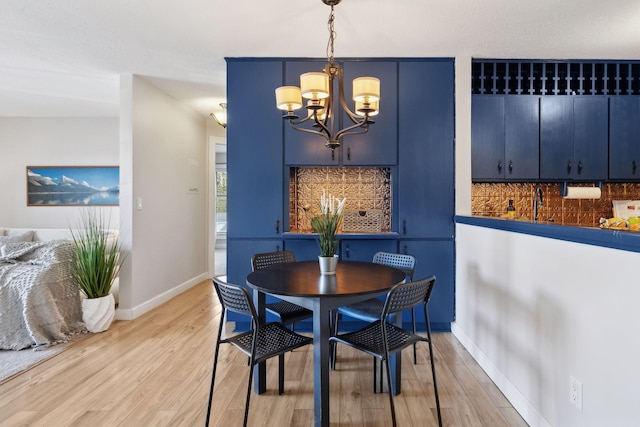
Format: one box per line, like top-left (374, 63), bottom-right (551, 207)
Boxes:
top-left (610, 97), bottom-right (640, 180)
top-left (398, 61), bottom-right (455, 239)
top-left (472, 95), bottom-right (539, 181)
top-left (399, 239), bottom-right (454, 331)
top-left (226, 239), bottom-right (283, 285)
top-left (342, 61), bottom-right (398, 166)
top-left (284, 60), bottom-right (397, 166)
top-left (540, 96), bottom-right (608, 180)
top-left (284, 60), bottom-right (338, 166)
top-left (227, 60), bottom-right (284, 239)
top-left (340, 239), bottom-right (397, 261)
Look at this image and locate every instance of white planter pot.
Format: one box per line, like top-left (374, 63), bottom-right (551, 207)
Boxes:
top-left (82, 294), bottom-right (115, 333)
top-left (318, 255), bottom-right (339, 275)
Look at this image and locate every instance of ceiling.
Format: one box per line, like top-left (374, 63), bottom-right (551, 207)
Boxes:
top-left (1, 0), bottom-right (639, 118)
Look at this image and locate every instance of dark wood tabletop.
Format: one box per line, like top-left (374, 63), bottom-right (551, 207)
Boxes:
top-left (246, 260), bottom-right (406, 298)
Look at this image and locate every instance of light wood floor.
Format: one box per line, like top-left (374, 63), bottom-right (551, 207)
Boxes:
top-left (0, 280), bottom-right (528, 427)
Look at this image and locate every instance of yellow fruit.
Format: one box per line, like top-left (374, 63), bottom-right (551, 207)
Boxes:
top-left (630, 223), bottom-right (640, 231)
top-left (628, 217), bottom-right (640, 225)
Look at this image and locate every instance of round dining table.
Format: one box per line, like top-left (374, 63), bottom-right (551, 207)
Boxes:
top-left (246, 260), bottom-right (406, 427)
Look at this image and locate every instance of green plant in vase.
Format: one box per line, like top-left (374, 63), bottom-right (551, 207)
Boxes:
top-left (70, 209), bottom-right (122, 332)
top-left (311, 191), bottom-right (346, 274)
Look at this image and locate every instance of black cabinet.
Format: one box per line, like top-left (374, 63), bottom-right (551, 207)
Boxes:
top-left (610, 97), bottom-right (640, 180)
top-left (471, 95), bottom-right (539, 181)
top-left (540, 97), bottom-right (608, 180)
top-left (398, 61), bottom-right (455, 239)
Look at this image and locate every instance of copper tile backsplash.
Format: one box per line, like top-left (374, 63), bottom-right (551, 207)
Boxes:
top-left (289, 167), bottom-right (392, 232)
top-left (472, 182), bottom-right (640, 227)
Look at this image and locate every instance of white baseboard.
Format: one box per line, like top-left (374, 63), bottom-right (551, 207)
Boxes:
top-left (451, 322), bottom-right (552, 427)
top-left (115, 273), bottom-right (208, 320)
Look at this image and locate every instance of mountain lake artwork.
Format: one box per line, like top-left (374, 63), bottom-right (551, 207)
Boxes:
top-left (27, 166), bottom-right (120, 206)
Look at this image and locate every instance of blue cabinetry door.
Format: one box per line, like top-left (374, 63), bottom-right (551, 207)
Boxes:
top-left (340, 239), bottom-right (397, 262)
top-left (227, 60), bottom-right (284, 238)
top-left (284, 238), bottom-right (320, 261)
top-left (540, 97), bottom-right (608, 180)
top-left (471, 96), bottom-right (505, 180)
top-left (226, 239), bottom-right (284, 285)
top-left (610, 97), bottom-right (640, 180)
top-left (505, 96), bottom-right (539, 180)
top-left (284, 60), bottom-right (338, 166)
top-left (398, 61), bottom-right (454, 238)
top-left (342, 61), bottom-right (398, 166)
top-left (399, 239), bottom-right (454, 331)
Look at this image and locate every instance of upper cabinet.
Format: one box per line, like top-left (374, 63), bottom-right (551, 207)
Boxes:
top-left (341, 61), bottom-right (398, 166)
top-left (472, 95), bottom-right (539, 181)
top-left (227, 60), bottom-right (284, 239)
top-left (540, 96), bottom-right (608, 181)
top-left (398, 60), bottom-right (455, 239)
top-left (610, 97), bottom-right (640, 180)
top-left (283, 60), bottom-right (397, 166)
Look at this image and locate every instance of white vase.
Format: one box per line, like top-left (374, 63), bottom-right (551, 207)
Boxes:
top-left (82, 294), bottom-right (115, 333)
top-left (318, 255), bottom-right (339, 275)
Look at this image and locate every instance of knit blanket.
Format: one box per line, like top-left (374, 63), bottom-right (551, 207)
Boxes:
top-left (0, 240), bottom-right (84, 350)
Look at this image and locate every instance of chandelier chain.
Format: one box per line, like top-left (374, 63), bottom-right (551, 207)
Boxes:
top-left (326, 5), bottom-right (336, 65)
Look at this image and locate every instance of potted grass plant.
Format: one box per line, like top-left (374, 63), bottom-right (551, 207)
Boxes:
top-left (310, 190), bottom-right (346, 275)
top-left (70, 209), bottom-right (121, 333)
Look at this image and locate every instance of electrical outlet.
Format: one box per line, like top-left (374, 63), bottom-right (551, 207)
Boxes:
top-left (569, 376), bottom-right (583, 411)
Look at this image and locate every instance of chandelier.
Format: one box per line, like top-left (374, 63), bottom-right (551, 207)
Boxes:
top-left (274, 0), bottom-right (380, 151)
top-left (210, 103), bottom-right (227, 128)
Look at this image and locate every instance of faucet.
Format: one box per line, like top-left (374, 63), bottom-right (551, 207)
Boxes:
top-left (533, 185), bottom-right (544, 222)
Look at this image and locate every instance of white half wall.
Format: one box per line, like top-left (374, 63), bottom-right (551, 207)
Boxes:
top-left (454, 223), bottom-right (640, 426)
top-left (0, 117), bottom-right (119, 228)
top-left (117, 74), bottom-right (209, 318)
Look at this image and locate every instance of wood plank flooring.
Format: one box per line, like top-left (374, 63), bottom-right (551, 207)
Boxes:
top-left (0, 280), bottom-right (528, 426)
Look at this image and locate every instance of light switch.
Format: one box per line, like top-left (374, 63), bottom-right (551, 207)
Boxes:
top-left (137, 197), bottom-right (143, 210)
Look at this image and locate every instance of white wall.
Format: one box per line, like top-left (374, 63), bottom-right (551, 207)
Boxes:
top-left (454, 223), bottom-right (640, 426)
top-left (117, 75), bottom-right (209, 319)
top-left (0, 117), bottom-right (119, 228)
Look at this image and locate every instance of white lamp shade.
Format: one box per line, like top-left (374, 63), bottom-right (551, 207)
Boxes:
top-left (355, 100), bottom-right (379, 117)
top-left (211, 110), bottom-right (227, 126)
top-left (275, 86), bottom-right (303, 111)
top-left (352, 77), bottom-right (380, 103)
top-left (300, 72), bottom-right (330, 100)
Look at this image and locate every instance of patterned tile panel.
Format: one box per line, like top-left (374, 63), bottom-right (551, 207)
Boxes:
top-left (472, 182), bottom-right (640, 227)
top-left (290, 167), bottom-right (392, 232)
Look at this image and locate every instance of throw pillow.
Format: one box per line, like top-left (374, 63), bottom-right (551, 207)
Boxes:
top-left (0, 230), bottom-right (34, 244)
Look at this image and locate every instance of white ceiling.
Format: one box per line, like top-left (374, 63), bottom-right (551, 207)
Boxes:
top-left (1, 0), bottom-right (639, 118)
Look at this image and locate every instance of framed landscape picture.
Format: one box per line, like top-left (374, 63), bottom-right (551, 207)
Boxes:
top-left (27, 166), bottom-right (120, 206)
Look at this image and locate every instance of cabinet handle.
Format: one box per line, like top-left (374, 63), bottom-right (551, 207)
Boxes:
top-left (508, 160), bottom-right (513, 174)
top-left (347, 147), bottom-right (351, 161)
top-left (633, 160), bottom-right (637, 174)
top-left (345, 245), bottom-right (350, 259)
top-left (403, 244), bottom-right (408, 255)
top-left (497, 160), bottom-right (502, 173)
top-left (577, 161), bottom-right (583, 175)
top-left (276, 244), bottom-right (281, 251)
top-left (402, 220), bottom-right (407, 235)
top-left (567, 161), bottom-right (573, 174)
top-left (275, 219), bottom-right (279, 234)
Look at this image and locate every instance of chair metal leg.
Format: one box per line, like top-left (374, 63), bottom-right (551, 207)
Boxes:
top-left (206, 317), bottom-right (225, 427)
top-left (383, 352), bottom-right (397, 427)
top-left (372, 358), bottom-right (377, 393)
top-left (425, 310), bottom-right (443, 427)
top-left (278, 354), bottom-right (285, 395)
top-left (411, 308), bottom-right (417, 364)
top-left (244, 363), bottom-right (254, 427)
top-left (330, 311), bottom-right (339, 370)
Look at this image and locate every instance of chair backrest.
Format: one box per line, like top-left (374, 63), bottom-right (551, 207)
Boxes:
top-left (251, 250), bottom-right (296, 272)
top-left (382, 276), bottom-right (436, 318)
top-left (373, 252), bottom-right (416, 281)
top-left (212, 276), bottom-right (257, 320)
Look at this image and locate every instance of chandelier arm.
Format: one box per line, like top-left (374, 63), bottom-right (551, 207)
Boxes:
top-left (335, 118), bottom-right (370, 140)
top-left (287, 121), bottom-right (331, 139)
